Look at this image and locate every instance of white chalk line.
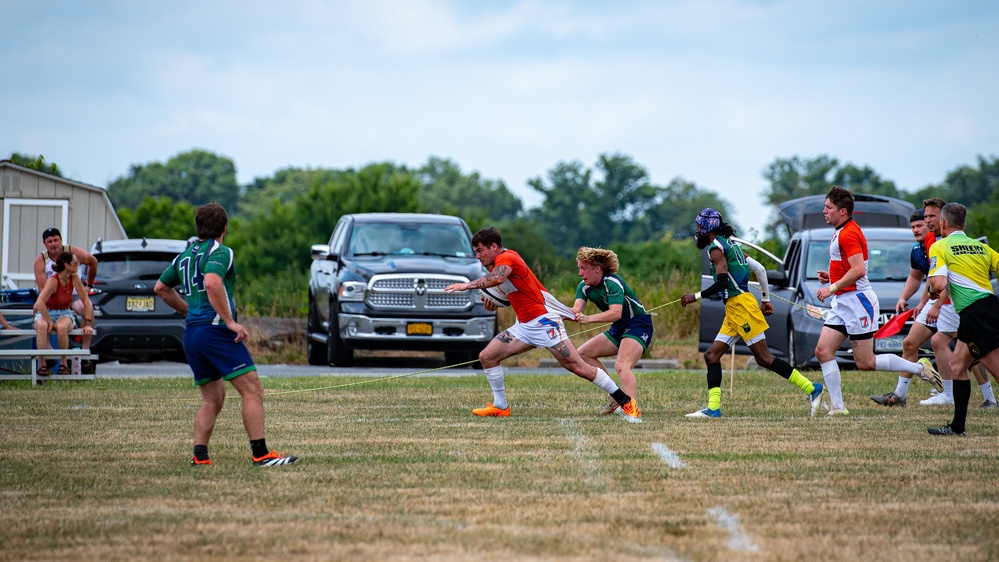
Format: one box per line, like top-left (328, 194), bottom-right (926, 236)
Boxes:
top-left (708, 506), bottom-right (761, 553)
top-left (650, 442), bottom-right (687, 469)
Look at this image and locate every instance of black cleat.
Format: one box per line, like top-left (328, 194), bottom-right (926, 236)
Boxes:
top-left (927, 424), bottom-right (965, 436)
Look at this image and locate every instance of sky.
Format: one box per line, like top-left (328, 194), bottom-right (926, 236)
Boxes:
top-left (3, 0), bottom-right (998, 238)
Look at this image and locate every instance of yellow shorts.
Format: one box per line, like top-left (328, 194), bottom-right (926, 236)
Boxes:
top-left (718, 292), bottom-right (769, 342)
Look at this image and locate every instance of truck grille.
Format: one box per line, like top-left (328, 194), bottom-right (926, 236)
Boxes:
top-left (367, 274), bottom-right (473, 311)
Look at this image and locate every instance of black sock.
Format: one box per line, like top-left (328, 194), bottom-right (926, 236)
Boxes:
top-left (769, 357), bottom-right (793, 380)
top-left (951, 379), bottom-right (971, 433)
top-left (611, 389), bottom-right (631, 406)
top-left (250, 438), bottom-right (268, 458)
top-left (193, 444), bottom-right (209, 461)
top-left (707, 362), bottom-right (723, 389)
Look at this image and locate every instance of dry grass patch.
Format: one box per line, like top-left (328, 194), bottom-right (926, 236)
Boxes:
top-left (2, 370), bottom-right (997, 561)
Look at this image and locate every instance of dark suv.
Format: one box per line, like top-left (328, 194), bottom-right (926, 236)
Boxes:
top-left (86, 238), bottom-right (191, 362)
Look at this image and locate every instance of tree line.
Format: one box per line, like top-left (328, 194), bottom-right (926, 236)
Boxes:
top-left (9, 149), bottom-right (999, 315)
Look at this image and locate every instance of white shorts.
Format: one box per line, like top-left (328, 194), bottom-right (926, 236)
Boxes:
top-left (824, 289), bottom-right (879, 336)
top-left (915, 300), bottom-right (960, 334)
top-left (507, 311), bottom-right (569, 349)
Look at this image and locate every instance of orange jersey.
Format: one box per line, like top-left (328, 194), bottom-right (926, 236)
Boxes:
top-left (828, 218), bottom-right (871, 294)
top-left (493, 249), bottom-right (550, 322)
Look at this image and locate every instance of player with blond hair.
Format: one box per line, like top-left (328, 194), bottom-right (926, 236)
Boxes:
top-left (573, 247), bottom-right (654, 415)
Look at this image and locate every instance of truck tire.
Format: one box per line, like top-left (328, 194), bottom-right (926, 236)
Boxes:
top-left (444, 351), bottom-right (481, 370)
top-left (307, 336), bottom-right (328, 366)
top-left (327, 308), bottom-right (354, 367)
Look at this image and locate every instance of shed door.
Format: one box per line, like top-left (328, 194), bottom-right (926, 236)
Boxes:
top-left (3, 198), bottom-right (69, 289)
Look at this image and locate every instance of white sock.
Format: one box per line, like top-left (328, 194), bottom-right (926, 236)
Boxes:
top-left (821, 360), bottom-right (845, 410)
top-left (484, 366), bottom-right (507, 409)
top-left (894, 376), bottom-right (911, 399)
top-left (591, 368), bottom-right (621, 394)
top-left (981, 381), bottom-right (996, 403)
top-left (943, 379), bottom-right (953, 399)
top-left (875, 354), bottom-right (922, 374)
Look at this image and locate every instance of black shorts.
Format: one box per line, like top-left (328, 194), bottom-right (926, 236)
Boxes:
top-left (956, 295), bottom-right (999, 360)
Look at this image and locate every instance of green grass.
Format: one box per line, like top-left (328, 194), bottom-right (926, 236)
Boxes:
top-left (2, 370), bottom-right (998, 561)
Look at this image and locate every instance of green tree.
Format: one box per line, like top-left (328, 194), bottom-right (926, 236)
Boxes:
top-left (760, 154), bottom-right (902, 243)
top-left (8, 152), bottom-right (62, 176)
top-left (229, 162), bottom-right (423, 279)
top-left (526, 159), bottom-right (595, 256)
top-left (639, 177), bottom-right (738, 241)
top-left (107, 149), bottom-right (240, 211)
top-left (239, 167), bottom-right (351, 217)
top-left (590, 153), bottom-right (659, 243)
top-left (117, 196), bottom-right (197, 240)
top-left (418, 156), bottom-right (522, 225)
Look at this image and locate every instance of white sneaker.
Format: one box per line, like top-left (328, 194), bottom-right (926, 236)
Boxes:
top-left (826, 407), bottom-right (850, 417)
top-left (920, 392), bottom-right (954, 406)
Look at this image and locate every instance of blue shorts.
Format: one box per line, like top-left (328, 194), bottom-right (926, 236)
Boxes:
top-left (183, 324), bottom-right (256, 386)
top-left (604, 314), bottom-right (654, 351)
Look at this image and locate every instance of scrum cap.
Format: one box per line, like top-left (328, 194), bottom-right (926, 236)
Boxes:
top-left (695, 208), bottom-right (723, 236)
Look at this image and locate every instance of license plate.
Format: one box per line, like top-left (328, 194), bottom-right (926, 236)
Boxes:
top-left (406, 322), bottom-right (432, 336)
top-left (875, 335), bottom-right (904, 353)
top-left (126, 296), bottom-right (155, 312)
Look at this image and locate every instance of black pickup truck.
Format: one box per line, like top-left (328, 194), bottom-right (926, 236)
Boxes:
top-left (307, 213), bottom-right (496, 367)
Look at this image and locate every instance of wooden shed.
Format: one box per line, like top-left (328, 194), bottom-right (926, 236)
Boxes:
top-left (0, 160), bottom-right (126, 289)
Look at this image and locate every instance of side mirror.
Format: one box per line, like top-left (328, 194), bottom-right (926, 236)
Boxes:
top-left (310, 244), bottom-right (331, 261)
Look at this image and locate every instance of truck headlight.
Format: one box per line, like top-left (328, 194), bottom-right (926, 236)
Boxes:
top-left (338, 281), bottom-right (366, 302)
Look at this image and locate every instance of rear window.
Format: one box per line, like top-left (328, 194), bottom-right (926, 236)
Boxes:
top-left (804, 238), bottom-right (916, 282)
top-left (94, 252), bottom-right (179, 282)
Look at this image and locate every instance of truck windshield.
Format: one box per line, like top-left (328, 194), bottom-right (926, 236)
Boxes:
top-left (348, 223), bottom-right (474, 257)
top-left (805, 238), bottom-right (916, 282)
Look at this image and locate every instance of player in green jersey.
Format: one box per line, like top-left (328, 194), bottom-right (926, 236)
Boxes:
top-left (573, 247), bottom-right (654, 415)
top-left (681, 208), bottom-right (824, 418)
top-left (155, 202), bottom-right (298, 466)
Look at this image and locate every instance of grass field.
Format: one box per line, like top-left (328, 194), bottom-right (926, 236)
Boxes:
top-left (2, 369), bottom-right (997, 561)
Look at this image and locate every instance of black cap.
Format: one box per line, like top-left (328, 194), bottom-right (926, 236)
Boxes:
top-left (42, 227), bottom-right (61, 240)
top-left (910, 209), bottom-right (924, 223)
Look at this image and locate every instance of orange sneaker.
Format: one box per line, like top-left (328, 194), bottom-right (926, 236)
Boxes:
top-left (472, 403), bottom-right (511, 417)
top-left (619, 398), bottom-right (641, 419)
top-left (190, 457), bottom-right (213, 466)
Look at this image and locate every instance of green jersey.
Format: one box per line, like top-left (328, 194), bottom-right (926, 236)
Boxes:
top-left (707, 236), bottom-right (751, 299)
top-left (575, 273), bottom-right (649, 330)
top-left (159, 239), bottom-right (238, 326)
top-left (928, 231), bottom-right (999, 314)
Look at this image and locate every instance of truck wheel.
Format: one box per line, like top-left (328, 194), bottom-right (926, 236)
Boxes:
top-left (327, 310), bottom-right (354, 367)
top-left (307, 336), bottom-right (328, 366)
top-left (445, 351), bottom-right (480, 369)
top-left (307, 295), bottom-right (321, 333)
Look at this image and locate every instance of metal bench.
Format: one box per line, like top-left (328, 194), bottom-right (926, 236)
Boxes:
top-left (0, 325), bottom-right (98, 386)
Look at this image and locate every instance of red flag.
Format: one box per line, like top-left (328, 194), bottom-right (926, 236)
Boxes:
top-left (874, 308), bottom-right (915, 339)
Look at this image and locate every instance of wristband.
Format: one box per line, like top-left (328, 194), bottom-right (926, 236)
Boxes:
top-left (829, 282), bottom-right (838, 293)
top-left (761, 293), bottom-right (770, 303)
top-left (694, 292), bottom-right (702, 301)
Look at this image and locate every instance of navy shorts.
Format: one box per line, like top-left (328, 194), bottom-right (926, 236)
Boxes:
top-left (183, 324), bottom-right (256, 386)
top-left (604, 314), bottom-right (654, 351)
